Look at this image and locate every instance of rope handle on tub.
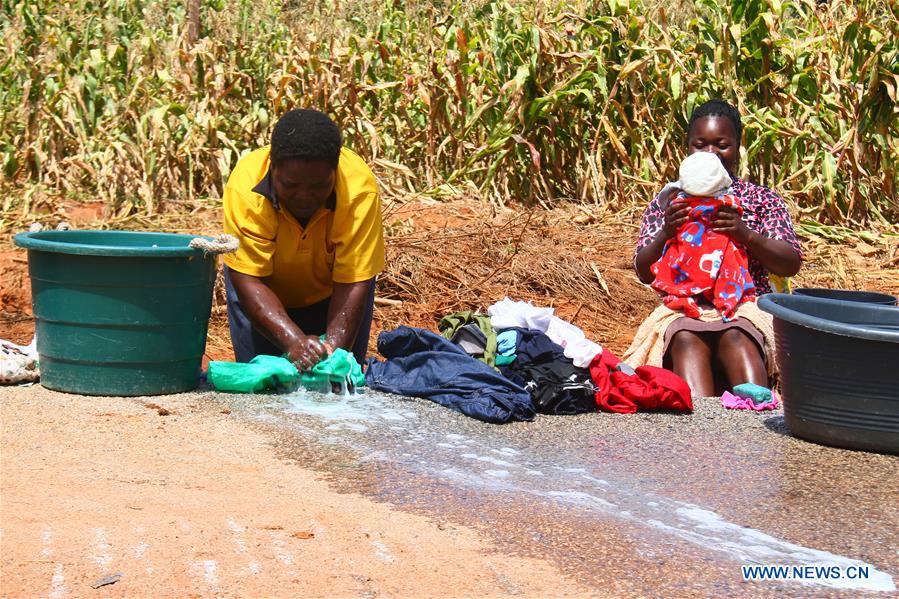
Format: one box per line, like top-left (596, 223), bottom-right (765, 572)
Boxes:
top-left (189, 234), bottom-right (239, 255)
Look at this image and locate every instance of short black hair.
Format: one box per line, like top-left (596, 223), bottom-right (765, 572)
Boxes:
top-left (688, 99), bottom-right (742, 143)
top-left (270, 109), bottom-right (342, 168)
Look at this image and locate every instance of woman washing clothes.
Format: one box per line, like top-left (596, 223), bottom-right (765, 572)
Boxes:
top-left (624, 99), bottom-right (802, 397)
top-left (222, 109), bottom-right (384, 371)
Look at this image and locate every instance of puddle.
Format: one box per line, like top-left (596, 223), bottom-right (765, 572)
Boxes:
top-left (221, 389), bottom-right (897, 594)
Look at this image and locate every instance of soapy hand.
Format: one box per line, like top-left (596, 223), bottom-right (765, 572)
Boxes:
top-left (286, 334), bottom-right (333, 371)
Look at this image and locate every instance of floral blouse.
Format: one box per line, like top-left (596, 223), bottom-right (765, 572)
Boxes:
top-left (635, 177), bottom-right (802, 295)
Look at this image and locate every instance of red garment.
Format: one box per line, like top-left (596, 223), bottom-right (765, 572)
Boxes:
top-left (589, 351), bottom-right (693, 414)
top-left (650, 194), bottom-right (756, 321)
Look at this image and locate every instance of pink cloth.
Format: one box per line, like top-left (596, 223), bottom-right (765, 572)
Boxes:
top-left (721, 390), bottom-right (780, 411)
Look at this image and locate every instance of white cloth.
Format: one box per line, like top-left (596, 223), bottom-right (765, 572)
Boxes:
top-left (487, 298), bottom-right (603, 367)
top-left (487, 297), bottom-right (554, 331)
top-left (656, 182), bottom-right (683, 209)
top-left (677, 152), bottom-right (732, 196)
top-left (1, 336), bottom-right (39, 384)
top-left (658, 153), bottom-right (733, 207)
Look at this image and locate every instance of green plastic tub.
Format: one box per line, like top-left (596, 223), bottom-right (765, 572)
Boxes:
top-left (13, 230), bottom-right (218, 396)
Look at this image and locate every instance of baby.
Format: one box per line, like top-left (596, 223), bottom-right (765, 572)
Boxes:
top-left (650, 152), bottom-right (756, 321)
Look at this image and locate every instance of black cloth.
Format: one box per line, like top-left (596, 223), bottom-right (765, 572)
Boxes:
top-left (498, 327), bottom-right (597, 415)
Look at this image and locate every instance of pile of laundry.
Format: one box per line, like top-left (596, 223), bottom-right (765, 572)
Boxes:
top-left (365, 298), bottom-right (692, 424)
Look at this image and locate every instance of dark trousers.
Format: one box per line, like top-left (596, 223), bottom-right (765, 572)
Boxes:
top-left (223, 266), bottom-right (375, 365)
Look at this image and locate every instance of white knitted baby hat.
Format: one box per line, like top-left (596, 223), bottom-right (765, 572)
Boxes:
top-left (678, 152), bottom-right (733, 196)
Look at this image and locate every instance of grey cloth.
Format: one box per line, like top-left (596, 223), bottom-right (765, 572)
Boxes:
top-left (451, 323), bottom-right (490, 357)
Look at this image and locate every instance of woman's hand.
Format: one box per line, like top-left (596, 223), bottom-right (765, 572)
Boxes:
top-left (286, 334), bottom-right (332, 371)
top-left (662, 200), bottom-right (691, 240)
top-left (711, 206), bottom-right (802, 277)
top-left (711, 205), bottom-right (752, 245)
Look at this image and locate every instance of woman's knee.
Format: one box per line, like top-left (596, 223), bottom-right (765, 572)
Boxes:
top-left (718, 328), bottom-right (758, 355)
top-left (716, 327), bottom-right (767, 385)
top-left (669, 330), bottom-right (711, 359)
top-left (668, 331), bottom-right (709, 351)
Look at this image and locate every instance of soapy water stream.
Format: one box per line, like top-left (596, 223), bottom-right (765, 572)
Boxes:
top-left (237, 389), bottom-right (894, 593)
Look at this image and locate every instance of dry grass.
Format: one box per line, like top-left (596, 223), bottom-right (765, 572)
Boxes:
top-left (793, 236), bottom-right (899, 294)
top-left (367, 198), bottom-right (899, 356)
top-left (373, 199), bottom-right (653, 349)
top-left (2, 197), bottom-right (897, 363)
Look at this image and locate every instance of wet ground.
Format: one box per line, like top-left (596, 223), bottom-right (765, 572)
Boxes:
top-left (206, 388), bottom-right (899, 597)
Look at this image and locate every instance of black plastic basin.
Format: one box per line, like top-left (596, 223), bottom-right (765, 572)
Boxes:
top-left (758, 293), bottom-right (899, 454)
top-left (794, 287), bottom-right (897, 306)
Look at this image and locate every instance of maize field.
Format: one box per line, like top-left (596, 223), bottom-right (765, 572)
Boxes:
top-left (1, 0), bottom-right (897, 224)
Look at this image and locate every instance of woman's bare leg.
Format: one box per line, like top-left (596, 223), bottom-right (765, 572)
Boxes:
top-left (667, 330), bottom-right (715, 397)
top-left (715, 328), bottom-right (767, 389)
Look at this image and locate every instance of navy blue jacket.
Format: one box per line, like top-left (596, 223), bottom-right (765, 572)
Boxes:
top-left (365, 326), bottom-right (535, 424)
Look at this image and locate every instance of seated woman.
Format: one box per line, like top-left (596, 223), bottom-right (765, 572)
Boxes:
top-left (625, 99), bottom-right (802, 397)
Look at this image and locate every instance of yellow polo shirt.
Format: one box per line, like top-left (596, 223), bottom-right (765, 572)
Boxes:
top-left (222, 146), bottom-right (385, 308)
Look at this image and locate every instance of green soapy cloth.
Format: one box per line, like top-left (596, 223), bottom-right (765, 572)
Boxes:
top-left (208, 355), bottom-right (299, 393)
top-left (299, 347), bottom-right (366, 393)
top-left (208, 347), bottom-right (365, 394)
